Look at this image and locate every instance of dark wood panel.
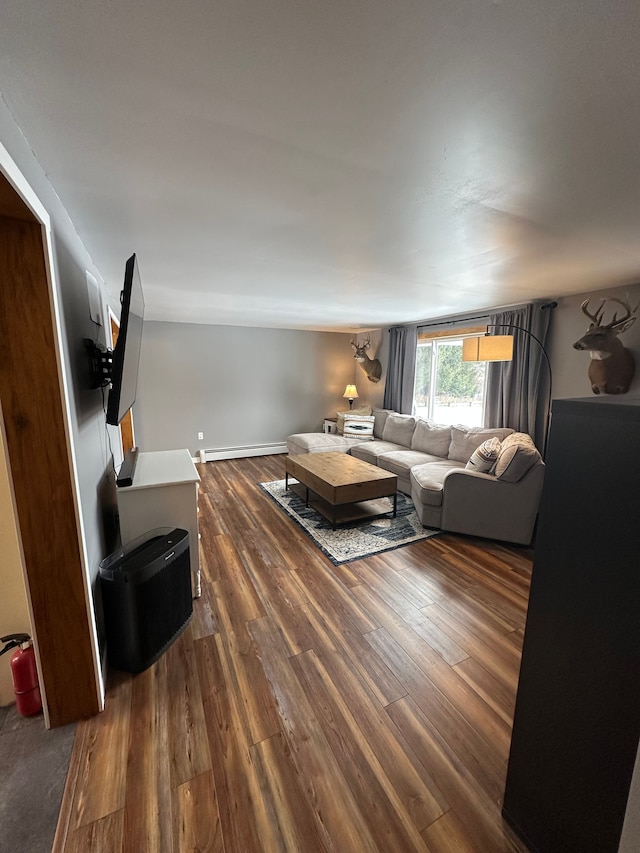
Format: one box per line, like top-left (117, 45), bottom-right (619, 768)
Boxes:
top-left (68, 670), bottom-right (130, 828)
top-left (503, 398), bottom-right (640, 852)
top-left (172, 771), bottom-right (222, 853)
top-left (165, 628), bottom-right (212, 788)
top-left (122, 655), bottom-right (173, 851)
top-left (54, 454), bottom-right (532, 852)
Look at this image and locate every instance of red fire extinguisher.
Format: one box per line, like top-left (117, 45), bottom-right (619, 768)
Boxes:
top-left (0, 633), bottom-right (42, 717)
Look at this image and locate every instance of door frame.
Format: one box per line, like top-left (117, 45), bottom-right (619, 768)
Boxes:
top-left (0, 142), bottom-right (103, 726)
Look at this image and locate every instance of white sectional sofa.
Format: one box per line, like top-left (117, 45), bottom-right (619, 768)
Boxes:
top-left (286, 409), bottom-right (545, 545)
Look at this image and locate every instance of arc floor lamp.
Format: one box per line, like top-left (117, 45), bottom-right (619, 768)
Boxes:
top-left (462, 324), bottom-right (553, 459)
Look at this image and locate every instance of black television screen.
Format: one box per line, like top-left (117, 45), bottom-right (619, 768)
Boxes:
top-left (106, 254), bottom-right (144, 426)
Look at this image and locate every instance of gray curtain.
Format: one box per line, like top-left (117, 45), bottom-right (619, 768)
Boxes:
top-left (383, 325), bottom-right (418, 414)
top-left (484, 303), bottom-right (552, 452)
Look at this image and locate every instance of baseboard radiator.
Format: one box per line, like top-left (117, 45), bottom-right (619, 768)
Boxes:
top-left (194, 442), bottom-right (288, 462)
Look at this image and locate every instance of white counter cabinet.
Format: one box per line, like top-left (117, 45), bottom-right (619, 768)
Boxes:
top-left (116, 449), bottom-right (201, 597)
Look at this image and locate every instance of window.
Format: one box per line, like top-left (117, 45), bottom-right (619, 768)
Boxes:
top-left (414, 329), bottom-right (488, 426)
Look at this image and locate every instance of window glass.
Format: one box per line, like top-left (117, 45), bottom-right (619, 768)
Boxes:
top-left (414, 336), bottom-right (487, 426)
top-left (414, 341), bottom-right (433, 412)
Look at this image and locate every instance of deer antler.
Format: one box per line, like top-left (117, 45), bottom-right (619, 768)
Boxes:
top-left (581, 298), bottom-right (606, 326)
top-left (606, 296), bottom-right (640, 329)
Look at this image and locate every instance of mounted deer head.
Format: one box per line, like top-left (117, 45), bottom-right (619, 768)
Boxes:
top-left (351, 334), bottom-right (382, 383)
top-left (573, 295), bottom-right (639, 394)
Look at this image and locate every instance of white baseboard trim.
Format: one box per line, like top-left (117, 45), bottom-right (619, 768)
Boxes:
top-left (193, 442), bottom-right (288, 463)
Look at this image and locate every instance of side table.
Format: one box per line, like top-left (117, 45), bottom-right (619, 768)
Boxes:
top-left (116, 449), bottom-right (201, 598)
top-left (323, 416), bottom-right (338, 434)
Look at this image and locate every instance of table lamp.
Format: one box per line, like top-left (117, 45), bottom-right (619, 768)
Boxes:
top-left (343, 384), bottom-right (359, 409)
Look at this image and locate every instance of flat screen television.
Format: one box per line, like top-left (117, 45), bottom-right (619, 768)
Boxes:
top-left (106, 253), bottom-right (145, 427)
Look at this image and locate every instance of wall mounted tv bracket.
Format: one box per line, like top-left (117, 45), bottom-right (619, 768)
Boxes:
top-left (84, 339), bottom-right (113, 389)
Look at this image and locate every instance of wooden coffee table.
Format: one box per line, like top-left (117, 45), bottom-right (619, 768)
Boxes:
top-left (284, 452), bottom-right (398, 529)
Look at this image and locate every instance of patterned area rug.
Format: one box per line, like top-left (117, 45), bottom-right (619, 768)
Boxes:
top-left (260, 479), bottom-right (439, 565)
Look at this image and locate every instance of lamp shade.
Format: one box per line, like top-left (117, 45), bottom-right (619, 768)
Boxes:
top-left (343, 384), bottom-right (359, 400)
top-left (462, 335), bottom-right (514, 362)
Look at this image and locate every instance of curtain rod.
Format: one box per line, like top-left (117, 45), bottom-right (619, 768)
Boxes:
top-left (414, 300), bottom-right (557, 331)
top-left (416, 312), bottom-right (491, 330)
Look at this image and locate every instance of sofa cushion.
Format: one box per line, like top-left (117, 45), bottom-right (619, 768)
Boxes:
top-left (494, 432), bottom-right (541, 482)
top-left (377, 450), bottom-right (443, 478)
top-left (286, 433), bottom-right (356, 455)
top-left (336, 406), bottom-right (372, 434)
top-left (465, 437), bottom-right (502, 473)
top-left (448, 425), bottom-right (514, 463)
top-left (350, 440), bottom-right (407, 465)
top-left (410, 460), bottom-right (466, 507)
top-left (411, 419), bottom-right (452, 457)
top-left (343, 414), bottom-right (375, 440)
top-left (372, 408), bottom-right (394, 439)
top-left (382, 413), bottom-right (416, 446)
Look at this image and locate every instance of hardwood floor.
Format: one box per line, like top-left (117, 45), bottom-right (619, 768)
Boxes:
top-left (53, 455), bottom-right (532, 852)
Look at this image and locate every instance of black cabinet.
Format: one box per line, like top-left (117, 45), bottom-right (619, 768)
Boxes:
top-left (503, 397), bottom-right (640, 853)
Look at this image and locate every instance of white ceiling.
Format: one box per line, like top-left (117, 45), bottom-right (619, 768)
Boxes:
top-left (1, 0), bottom-right (639, 331)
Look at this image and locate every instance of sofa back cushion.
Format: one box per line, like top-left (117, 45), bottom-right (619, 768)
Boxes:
top-left (448, 425), bottom-right (514, 463)
top-left (411, 419), bottom-right (452, 457)
top-left (372, 408), bottom-right (394, 439)
top-left (336, 405), bottom-right (372, 434)
top-left (382, 413), bottom-right (416, 446)
top-left (494, 432), bottom-right (542, 482)
top-left (343, 414), bottom-right (375, 440)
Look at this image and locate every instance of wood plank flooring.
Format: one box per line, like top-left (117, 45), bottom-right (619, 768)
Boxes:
top-left (53, 455), bottom-right (532, 853)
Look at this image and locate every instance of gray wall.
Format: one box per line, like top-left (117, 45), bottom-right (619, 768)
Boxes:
top-left (546, 282), bottom-right (640, 400)
top-left (138, 304), bottom-right (640, 454)
top-left (134, 322), bottom-right (360, 454)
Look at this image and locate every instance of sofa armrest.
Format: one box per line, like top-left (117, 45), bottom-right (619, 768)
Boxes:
top-left (441, 464), bottom-right (545, 545)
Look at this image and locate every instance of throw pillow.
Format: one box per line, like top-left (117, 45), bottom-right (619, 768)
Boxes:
top-left (343, 414), bottom-right (375, 440)
top-left (382, 413), bottom-right (416, 446)
top-left (494, 432), bottom-right (541, 482)
top-left (411, 418), bottom-right (452, 457)
top-left (336, 405), bottom-right (372, 434)
top-left (448, 425), bottom-right (514, 463)
top-left (465, 437), bottom-right (502, 473)
top-left (371, 408), bottom-right (394, 439)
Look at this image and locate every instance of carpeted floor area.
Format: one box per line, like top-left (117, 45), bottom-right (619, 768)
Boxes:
top-left (0, 704), bottom-right (76, 853)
